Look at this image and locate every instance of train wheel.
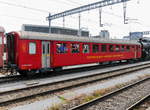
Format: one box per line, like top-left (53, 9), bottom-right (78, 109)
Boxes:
top-left (19, 70), bottom-right (36, 76)
top-left (127, 60), bottom-right (134, 64)
top-left (109, 61), bottom-right (112, 65)
top-left (53, 67), bottom-right (62, 72)
top-left (27, 70), bottom-right (36, 76)
top-left (18, 70), bottom-right (27, 76)
top-left (98, 62), bottom-right (103, 65)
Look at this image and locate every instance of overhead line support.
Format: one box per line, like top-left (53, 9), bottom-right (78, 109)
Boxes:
top-left (47, 0), bottom-right (130, 33)
top-left (123, 1), bottom-right (127, 24)
top-left (47, 0), bottom-right (130, 20)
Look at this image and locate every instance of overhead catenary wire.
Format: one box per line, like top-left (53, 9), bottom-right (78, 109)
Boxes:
top-left (56, 0), bottom-right (81, 5)
top-left (0, 0), bottom-right (139, 29)
top-left (61, 0), bottom-right (99, 6)
top-left (1, 14), bottom-right (43, 22)
top-left (0, 0), bottom-right (49, 13)
top-left (61, 0), bottom-right (82, 5)
top-left (0, 0), bottom-right (127, 22)
top-left (0, 14), bottom-right (146, 36)
top-left (0, 0), bottom-right (142, 21)
top-left (44, 0), bottom-right (78, 7)
top-left (1, 0), bottom-right (148, 34)
top-left (0, 0), bottom-right (82, 14)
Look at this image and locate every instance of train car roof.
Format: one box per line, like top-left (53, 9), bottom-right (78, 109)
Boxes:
top-left (19, 31), bottom-right (140, 45)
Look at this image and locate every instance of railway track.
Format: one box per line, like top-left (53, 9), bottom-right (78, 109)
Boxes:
top-left (127, 94), bottom-right (150, 110)
top-left (0, 61), bottom-right (142, 85)
top-left (0, 62), bottom-right (150, 108)
top-left (0, 61), bottom-right (146, 85)
top-left (0, 62), bottom-right (118, 84)
top-left (0, 75), bottom-right (23, 84)
top-left (69, 77), bottom-right (150, 110)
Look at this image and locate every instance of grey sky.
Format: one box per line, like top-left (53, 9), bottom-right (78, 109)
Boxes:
top-left (0, 0), bottom-right (149, 38)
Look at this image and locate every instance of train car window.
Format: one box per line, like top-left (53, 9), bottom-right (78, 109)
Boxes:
top-left (92, 44), bottom-right (99, 53)
top-left (138, 45), bottom-right (141, 51)
top-left (0, 37), bottom-right (2, 44)
top-left (115, 45), bottom-right (120, 52)
top-left (130, 46), bottom-right (132, 51)
top-left (109, 45), bottom-right (114, 52)
top-left (121, 45), bottom-right (125, 51)
top-left (82, 44), bottom-right (89, 53)
top-left (4, 44), bottom-right (7, 52)
top-left (137, 45), bottom-right (139, 51)
top-left (71, 44), bottom-right (80, 53)
top-left (126, 46), bottom-right (130, 51)
top-left (43, 44), bottom-right (45, 54)
top-left (47, 43), bottom-right (50, 54)
top-left (29, 42), bottom-right (36, 54)
top-left (56, 43), bottom-right (67, 53)
top-left (101, 45), bottom-right (107, 52)
top-left (132, 46), bottom-right (135, 51)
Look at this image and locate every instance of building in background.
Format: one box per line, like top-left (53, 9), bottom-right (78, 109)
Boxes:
top-left (99, 30), bottom-right (110, 39)
top-left (22, 24), bottom-right (89, 37)
top-left (93, 30), bottom-right (110, 39)
top-left (123, 36), bottom-right (130, 40)
top-left (129, 32), bottom-right (143, 40)
top-left (123, 32), bottom-right (145, 40)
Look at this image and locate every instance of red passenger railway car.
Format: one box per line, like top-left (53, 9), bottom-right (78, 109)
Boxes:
top-left (0, 26), bottom-right (5, 68)
top-left (7, 31), bottom-right (141, 75)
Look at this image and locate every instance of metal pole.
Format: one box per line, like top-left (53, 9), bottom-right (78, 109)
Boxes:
top-left (49, 13), bottom-right (52, 33)
top-left (63, 16), bottom-right (65, 28)
top-left (123, 2), bottom-right (127, 24)
top-left (99, 8), bottom-right (103, 27)
top-left (78, 13), bottom-right (81, 36)
top-left (47, 0), bottom-right (130, 20)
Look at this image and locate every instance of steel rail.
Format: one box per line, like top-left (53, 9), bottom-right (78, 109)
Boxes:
top-left (69, 77), bottom-right (150, 110)
top-left (0, 63), bottom-right (150, 107)
top-left (0, 61), bottom-right (147, 84)
top-left (0, 75), bottom-right (23, 84)
top-left (0, 61), bottom-right (123, 84)
top-left (126, 94), bottom-right (150, 110)
top-left (0, 62), bottom-right (150, 95)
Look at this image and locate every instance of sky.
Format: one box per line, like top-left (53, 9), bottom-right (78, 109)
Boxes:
top-left (0, 0), bottom-right (150, 38)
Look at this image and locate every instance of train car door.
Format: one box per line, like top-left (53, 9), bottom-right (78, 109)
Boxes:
top-left (42, 41), bottom-right (50, 68)
top-left (134, 45), bottom-right (138, 58)
top-left (135, 45), bottom-right (139, 58)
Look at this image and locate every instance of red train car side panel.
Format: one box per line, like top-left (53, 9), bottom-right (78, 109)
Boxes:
top-left (18, 40), bottom-right (42, 70)
top-left (0, 26), bottom-right (5, 68)
top-left (51, 41), bottom-right (141, 68)
top-left (7, 31), bottom-right (141, 72)
top-left (7, 32), bottom-right (42, 70)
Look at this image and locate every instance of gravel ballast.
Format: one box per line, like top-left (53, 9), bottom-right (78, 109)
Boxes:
top-left (8, 70), bottom-right (150, 110)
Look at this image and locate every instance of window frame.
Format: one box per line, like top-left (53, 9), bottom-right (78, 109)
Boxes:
top-left (56, 43), bottom-right (68, 54)
top-left (101, 44), bottom-right (107, 52)
top-left (29, 42), bottom-right (36, 55)
top-left (0, 37), bottom-right (2, 44)
top-left (138, 45), bottom-right (141, 52)
top-left (109, 45), bottom-right (114, 52)
top-left (115, 45), bottom-right (120, 52)
top-left (121, 45), bottom-right (125, 52)
top-left (132, 46), bottom-right (135, 52)
top-left (92, 44), bottom-right (99, 53)
top-left (71, 43), bottom-right (80, 53)
top-left (82, 44), bottom-right (90, 54)
top-left (126, 45), bottom-right (130, 52)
